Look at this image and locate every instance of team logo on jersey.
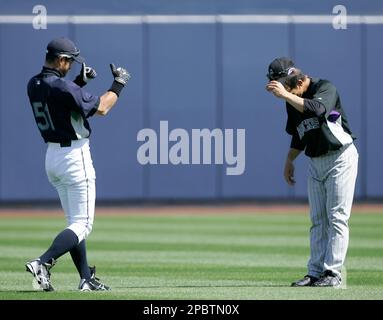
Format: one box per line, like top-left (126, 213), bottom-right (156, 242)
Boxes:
top-left (297, 117), bottom-right (320, 139)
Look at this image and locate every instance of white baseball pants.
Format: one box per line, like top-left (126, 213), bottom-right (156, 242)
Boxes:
top-left (307, 143), bottom-right (358, 278)
top-left (45, 139), bottom-right (96, 243)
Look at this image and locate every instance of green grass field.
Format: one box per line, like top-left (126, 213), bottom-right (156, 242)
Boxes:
top-left (0, 209), bottom-right (382, 300)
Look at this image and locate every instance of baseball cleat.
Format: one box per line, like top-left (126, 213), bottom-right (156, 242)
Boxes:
top-left (79, 266), bottom-right (110, 291)
top-left (312, 270), bottom-right (341, 287)
top-left (25, 258), bottom-right (56, 292)
top-left (291, 275), bottom-right (319, 287)
top-left (79, 278), bottom-right (110, 291)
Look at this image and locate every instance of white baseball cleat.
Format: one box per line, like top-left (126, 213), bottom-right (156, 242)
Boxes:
top-left (25, 258), bottom-right (56, 292)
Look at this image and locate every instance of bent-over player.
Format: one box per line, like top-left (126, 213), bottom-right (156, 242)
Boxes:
top-left (266, 57), bottom-right (358, 287)
top-left (26, 37), bottom-right (131, 291)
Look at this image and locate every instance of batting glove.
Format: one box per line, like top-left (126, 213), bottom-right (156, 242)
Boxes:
top-left (110, 63), bottom-right (131, 86)
top-left (108, 63), bottom-right (131, 97)
top-left (74, 63), bottom-right (97, 87)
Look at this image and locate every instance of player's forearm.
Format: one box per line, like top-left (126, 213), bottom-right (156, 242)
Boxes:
top-left (96, 64), bottom-right (131, 116)
top-left (97, 91), bottom-right (118, 116)
top-left (287, 148), bottom-right (302, 163)
top-left (283, 92), bottom-right (304, 113)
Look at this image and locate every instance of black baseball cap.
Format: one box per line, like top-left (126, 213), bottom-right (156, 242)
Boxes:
top-left (267, 57), bottom-right (295, 83)
top-left (46, 37), bottom-right (84, 63)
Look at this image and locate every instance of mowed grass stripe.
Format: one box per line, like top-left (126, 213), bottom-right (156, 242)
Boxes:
top-left (0, 212), bottom-right (382, 299)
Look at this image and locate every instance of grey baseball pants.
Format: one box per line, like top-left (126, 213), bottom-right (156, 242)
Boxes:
top-left (307, 143), bottom-right (358, 278)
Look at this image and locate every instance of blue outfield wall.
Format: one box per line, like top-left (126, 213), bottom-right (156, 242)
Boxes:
top-left (0, 18), bottom-right (381, 201)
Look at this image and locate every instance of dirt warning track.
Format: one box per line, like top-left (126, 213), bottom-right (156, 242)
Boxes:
top-left (0, 202), bottom-right (382, 218)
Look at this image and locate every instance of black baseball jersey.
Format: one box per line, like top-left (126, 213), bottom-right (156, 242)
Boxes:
top-left (285, 77), bottom-right (355, 158)
top-left (27, 67), bottom-right (100, 144)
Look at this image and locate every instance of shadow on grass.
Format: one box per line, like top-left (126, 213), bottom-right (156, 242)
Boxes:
top-left (0, 290), bottom-right (47, 294)
top-left (112, 283), bottom-right (289, 289)
top-left (2, 283), bottom-right (289, 293)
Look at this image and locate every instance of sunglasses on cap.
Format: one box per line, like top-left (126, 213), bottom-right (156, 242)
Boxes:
top-left (58, 54), bottom-right (75, 62)
top-left (266, 67), bottom-right (295, 81)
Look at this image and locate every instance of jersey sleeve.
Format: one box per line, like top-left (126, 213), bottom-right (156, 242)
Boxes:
top-left (285, 104), bottom-right (305, 150)
top-left (64, 80), bottom-right (100, 118)
top-left (285, 104), bottom-right (296, 135)
top-left (290, 132), bottom-right (306, 150)
top-left (304, 80), bottom-right (338, 118)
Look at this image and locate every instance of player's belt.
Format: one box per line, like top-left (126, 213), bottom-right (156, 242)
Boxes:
top-left (60, 141), bottom-right (72, 147)
top-left (48, 140), bottom-right (86, 148)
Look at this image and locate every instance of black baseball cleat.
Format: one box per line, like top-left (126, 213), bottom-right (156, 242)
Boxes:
top-left (79, 278), bottom-right (110, 291)
top-left (312, 270), bottom-right (341, 287)
top-left (25, 258), bottom-right (56, 292)
top-left (79, 265), bottom-right (110, 291)
top-left (291, 275), bottom-right (319, 287)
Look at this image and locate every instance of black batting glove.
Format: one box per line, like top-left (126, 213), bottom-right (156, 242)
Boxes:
top-left (74, 63), bottom-right (97, 87)
top-left (108, 63), bottom-right (131, 96)
top-left (110, 63), bottom-right (131, 85)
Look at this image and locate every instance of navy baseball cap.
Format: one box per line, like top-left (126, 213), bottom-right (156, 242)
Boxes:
top-left (267, 57), bottom-right (295, 83)
top-left (46, 37), bottom-right (84, 63)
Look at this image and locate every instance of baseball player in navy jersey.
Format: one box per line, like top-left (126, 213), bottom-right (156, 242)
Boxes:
top-left (266, 57), bottom-right (358, 287)
top-left (26, 37), bottom-right (131, 291)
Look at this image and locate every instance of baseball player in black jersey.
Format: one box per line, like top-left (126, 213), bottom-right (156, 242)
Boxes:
top-left (266, 57), bottom-right (358, 287)
top-left (26, 37), bottom-right (131, 291)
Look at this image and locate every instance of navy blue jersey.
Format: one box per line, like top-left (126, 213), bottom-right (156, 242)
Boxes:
top-left (27, 67), bottom-right (100, 144)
